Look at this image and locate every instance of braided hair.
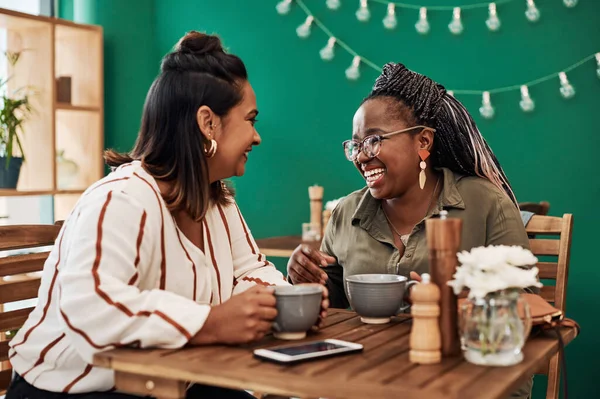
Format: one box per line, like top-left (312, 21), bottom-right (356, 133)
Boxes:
top-left (365, 62), bottom-right (518, 207)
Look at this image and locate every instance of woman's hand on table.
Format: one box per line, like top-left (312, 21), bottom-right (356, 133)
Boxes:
top-left (287, 245), bottom-right (336, 285)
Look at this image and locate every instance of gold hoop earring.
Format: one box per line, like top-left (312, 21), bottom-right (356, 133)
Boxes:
top-left (204, 139), bottom-right (217, 158)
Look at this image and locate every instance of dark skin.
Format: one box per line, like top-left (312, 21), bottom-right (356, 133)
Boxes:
top-left (157, 81), bottom-right (329, 345)
top-left (288, 97), bottom-right (440, 285)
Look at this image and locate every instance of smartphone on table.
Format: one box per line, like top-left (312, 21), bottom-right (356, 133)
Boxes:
top-left (253, 339), bottom-right (363, 364)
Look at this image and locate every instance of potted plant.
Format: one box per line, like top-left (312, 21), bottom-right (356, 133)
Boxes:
top-left (0, 51), bottom-right (33, 189)
top-left (448, 245), bottom-right (542, 366)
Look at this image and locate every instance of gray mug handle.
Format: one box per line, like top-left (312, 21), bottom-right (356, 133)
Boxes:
top-left (397, 280), bottom-right (419, 313)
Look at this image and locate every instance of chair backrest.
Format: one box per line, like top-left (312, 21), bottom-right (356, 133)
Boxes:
top-left (526, 214), bottom-right (573, 312)
top-left (0, 223), bottom-right (61, 391)
top-left (520, 201), bottom-right (551, 216)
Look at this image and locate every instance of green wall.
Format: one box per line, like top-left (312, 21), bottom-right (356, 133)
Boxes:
top-left (64, 0), bottom-right (600, 397)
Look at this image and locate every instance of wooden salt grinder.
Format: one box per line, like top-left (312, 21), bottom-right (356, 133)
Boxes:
top-left (409, 273), bottom-right (441, 364)
top-left (308, 185), bottom-right (324, 235)
top-left (425, 210), bottom-right (463, 357)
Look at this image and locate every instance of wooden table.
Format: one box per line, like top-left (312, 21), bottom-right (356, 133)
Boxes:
top-left (93, 309), bottom-right (577, 399)
top-left (255, 236), bottom-right (320, 258)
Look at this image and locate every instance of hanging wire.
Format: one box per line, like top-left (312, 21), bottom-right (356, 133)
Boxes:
top-left (294, 0), bottom-right (598, 95)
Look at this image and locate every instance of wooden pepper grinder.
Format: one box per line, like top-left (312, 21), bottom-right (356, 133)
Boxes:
top-left (308, 185), bottom-right (323, 236)
top-left (425, 210), bottom-right (462, 357)
top-left (409, 273), bottom-right (441, 364)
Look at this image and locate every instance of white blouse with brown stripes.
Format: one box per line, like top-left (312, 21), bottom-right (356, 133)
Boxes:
top-left (9, 161), bottom-right (288, 394)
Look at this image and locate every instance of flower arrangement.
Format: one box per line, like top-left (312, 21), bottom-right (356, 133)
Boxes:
top-left (448, 245), bottom-right (542, 300)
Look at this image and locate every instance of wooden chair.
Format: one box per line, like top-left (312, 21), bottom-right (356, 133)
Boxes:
top-left (520, 201), bottom-right (551, 216)
top-left (526, 214), bottom-right (573, 399)
top-left (0, 222), bottom-right (62, 393)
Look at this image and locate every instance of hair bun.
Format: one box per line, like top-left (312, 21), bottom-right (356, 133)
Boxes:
top-left (176, 31), bottom-right (224, 56)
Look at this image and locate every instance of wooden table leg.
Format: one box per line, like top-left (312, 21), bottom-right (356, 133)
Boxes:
top-left (114, 370), bottom-right (186, 399)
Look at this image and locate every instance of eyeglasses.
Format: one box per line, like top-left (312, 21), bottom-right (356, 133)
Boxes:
top-left (342, 125), bottom-right (436, 162)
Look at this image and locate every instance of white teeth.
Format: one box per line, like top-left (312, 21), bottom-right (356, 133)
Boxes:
top-left (364, 168), bottom-right (385, 177)
top-left (364, 168), bottom-right (385, 182)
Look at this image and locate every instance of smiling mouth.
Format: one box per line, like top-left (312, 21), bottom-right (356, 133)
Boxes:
top-left (363, 167), bottom-right (386, 186)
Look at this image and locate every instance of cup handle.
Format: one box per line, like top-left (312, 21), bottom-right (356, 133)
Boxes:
top-left (397, 280), bottom-right (419, 313)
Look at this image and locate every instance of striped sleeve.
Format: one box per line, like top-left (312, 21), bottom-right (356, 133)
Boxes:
top-left (57, 190), bottom-right (210, 364)
top-left (224, 203), bottom-right (289, 295)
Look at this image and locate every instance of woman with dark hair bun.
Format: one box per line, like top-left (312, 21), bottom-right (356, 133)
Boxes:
top-left (6, 31), bottom-right (328, 399)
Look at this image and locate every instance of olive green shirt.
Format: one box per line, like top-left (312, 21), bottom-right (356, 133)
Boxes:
top-left (320, 167), bottom-right (530, 309)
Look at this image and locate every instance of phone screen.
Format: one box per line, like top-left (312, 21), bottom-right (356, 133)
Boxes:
top-left (270, 341), bottom-right (349, 356)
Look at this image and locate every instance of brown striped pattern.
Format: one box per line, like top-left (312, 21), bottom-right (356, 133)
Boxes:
top-left (203, 220), bottom-right (221, 303)
top-left (242, 276), bottom-right (274, 287)
top-left (62, 364), bottom-right (93, 393)
top-left (9, 223), bottom-right (68, 357)
top-left (217, 203), bottom-right (231, 246)
top-left (21, 333), bottom-right (66, 378)
top-left (234, 204), bottom-right (269, 267)
top-left (128, 210), bottom-right (147, 285)
top-left (82, 191), bottom-right (193, 339)
top-left (174, 228), bottom-right (198, 301)
top-left (133, 172), bottom-right (166, 289)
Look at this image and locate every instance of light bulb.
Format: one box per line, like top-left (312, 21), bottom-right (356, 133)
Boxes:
top-left (559, 72), bottom-right (575, 99)
top-left (320, 37), bottom-right (336, 61)
top-left (276, 0), bottom-right (292, 15)
top-left (345, 56), bottom-right (361, 80)
top-left (525, 0), bottom-right (540, 22)
top-left (519, 85), bottom-right (535, 112)
top-left (326, 0), bottom-right (341, 10)
top-left (356, 0), bottom-right (370, 22)
top-left (448, 7), bottom-right (463, 35)
top-left (596, 53), bottom-right (600, 79)
top-left (479, 91), bottom-right (495, 119)
top-left (383, 4), bottom-right (397, 30)
top-left (486, 3), bottom-right (501, 31)
top-left (415, 7), bottom-right (430, 35)
top-left (563, 0), bottom-right (578, 8)
top-left (447, 90), bottom-right (455, 97)
top-left (296, 16), bottom-right (314, 39)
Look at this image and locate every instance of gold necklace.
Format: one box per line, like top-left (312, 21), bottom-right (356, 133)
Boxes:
top-left (383, 177), bottom-right (440, 246)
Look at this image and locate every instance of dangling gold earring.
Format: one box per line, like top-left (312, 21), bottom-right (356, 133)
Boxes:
top-left (418, 149), bottom-right (430, 190)
top-left (204, 139), bottom-right (217, 158)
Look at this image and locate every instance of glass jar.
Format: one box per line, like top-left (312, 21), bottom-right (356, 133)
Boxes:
top-left (460, 289), bottom-right (531, 366)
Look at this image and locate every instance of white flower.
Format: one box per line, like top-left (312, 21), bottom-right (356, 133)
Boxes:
top-left (448, 245), bottom-right (542, 300)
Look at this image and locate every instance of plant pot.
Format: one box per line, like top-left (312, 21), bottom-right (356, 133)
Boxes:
top-left (0, 156), bottom-right (23, 189)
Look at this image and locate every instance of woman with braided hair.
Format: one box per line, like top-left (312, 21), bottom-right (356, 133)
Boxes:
top-left (287, 62), bottom-right (532, 397)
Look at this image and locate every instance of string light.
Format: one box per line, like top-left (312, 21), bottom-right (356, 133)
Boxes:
top-left (326, 0), bottom-right (341, 10)
top-left (479, 91), bottom-right (495, 119)
top-left (345, 56), bottom-right (361, 80)
top-left (283, 0), bottom-right (599, 110)
top-left (558, 72), bottom-right (575, 99)
top-left (415, 7), bottom-right (430, 35)
top-left (296, 15), bottom-right (313, 38)
top-left (448, 7), bottom-right (463, 35)
top-left (356, 0), bottom-right (370, 22)
top-left (519, 85), bottom-right (535, 112)
top-left (525, 0), bottom-right (540, 22)
top-left (276, 0), bottom-right (292, 15)
top-left (320, 37), bottom-right (337, 61)
top-left (486, 3), bottom-right (501, 32)
top-left (563, 0), bottom-right (578, 8)
top-left (383, 3), bottom-right (397, 30)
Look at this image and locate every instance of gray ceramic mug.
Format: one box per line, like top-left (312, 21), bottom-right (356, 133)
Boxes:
top-left (272, 285), bottom-right (323, 340)
top-left (345, 274), bottom-right (418, 324)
